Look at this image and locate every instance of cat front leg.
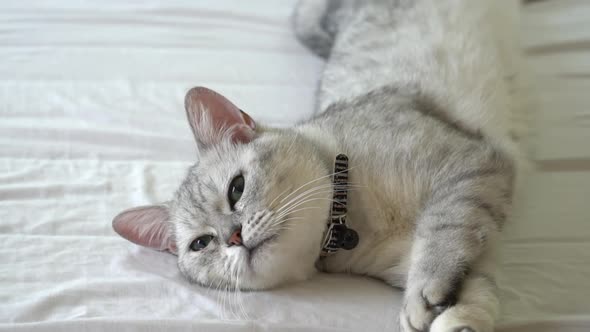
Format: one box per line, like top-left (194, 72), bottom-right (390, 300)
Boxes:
top-left (399, 159), bottom-right (513, 332)
top-left (400, 241), bottom-right (500, 332)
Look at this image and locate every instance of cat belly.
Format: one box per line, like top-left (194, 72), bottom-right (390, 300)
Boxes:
top-left (321, 175), bottom-right (418, 288)
top-left (320, 214), bottom-right (414, 288)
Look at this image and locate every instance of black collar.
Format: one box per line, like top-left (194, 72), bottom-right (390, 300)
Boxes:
top-left (320, 154), bottom-right (359, 258)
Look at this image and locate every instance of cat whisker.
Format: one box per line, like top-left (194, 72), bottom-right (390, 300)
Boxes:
top-left (276, 183), bottom-right (362, 213)
top-left (276, 183), bottom-right (364, 217)
top-left (276, 175), bottom-right (332, 205)
top-left (274, 183), bottom-right (334, 212)
top-left (229, 256), bottom-right (241, 319)
top-left (223, 266), bottom-right (231, 319)
top-left (268, 185), bottom-right (295, 211)
top-left (219, 275), bottom-right (227, 320)
top-left (235, 259), bottom-right (250, 320)
top-left (280, 182), bottom-right (361, 206)
top-left (233, 259), bottom-right (241, 318)
top-left (229, 268), bottom-right (238, 319)
top-left (274, 206), bottom-right (323, 224)
top-left (268, 133), bottom-right (306, 206)
top-left (275, 195), bottom-right (348, 223)
top-left (236, 257), bottom-right (249, 320)
top-left (225, 259), bottom-right (236, 319)
top-left (268, 224), bottom-right (294, 234)
top-left (272, 216), bottom-right (307, 228)
top-left (276, 216), bottom-right (305, 223)
top-left (269, 178), bottom-right (330, 212)
top-left (276, 165), bottom-right (360, 206)
top-left (272, 209), bottom-right (329, 231)
top-left (275, 183), bottom-right (355, 215)
top-left (286, 132), bottom-right (299, 155)
top-left (276, 190), bottom-right (339, 218)
top-left (270, 177), bottom-right (363, 212)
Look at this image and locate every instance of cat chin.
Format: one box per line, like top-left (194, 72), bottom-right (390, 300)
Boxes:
top-left (245, 234), bottom-right (278, 263)
top-left (236, 246), bottom-right (319, 290)
top-left (234, 210), bottom-right (327, 290)
top-left (236, 265), bottom-right (316, 291)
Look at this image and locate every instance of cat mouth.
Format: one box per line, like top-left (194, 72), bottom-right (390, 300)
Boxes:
top-left (245, 233), bottom-right (278, 259)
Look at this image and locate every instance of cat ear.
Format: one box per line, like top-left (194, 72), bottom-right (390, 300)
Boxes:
top-left (112, 205), bottom-right (177, 255)
top-left (184, 86), bottom-right (257, 149)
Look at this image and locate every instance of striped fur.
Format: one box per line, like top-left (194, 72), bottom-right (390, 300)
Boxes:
top-left (294, 0), bottom-right (522, 331)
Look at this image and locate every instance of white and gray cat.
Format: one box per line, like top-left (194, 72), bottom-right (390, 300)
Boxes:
top-left (113, 0), bottom-right (525, 331)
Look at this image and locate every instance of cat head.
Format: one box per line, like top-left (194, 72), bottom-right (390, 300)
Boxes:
top-left (113, 87), bottom-right (332, 290)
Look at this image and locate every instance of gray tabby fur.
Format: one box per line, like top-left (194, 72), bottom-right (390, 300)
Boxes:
top-left (114, 1), bottom-right (527, 331)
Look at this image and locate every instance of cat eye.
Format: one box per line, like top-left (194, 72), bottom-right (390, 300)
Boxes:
top-left (227, 174), bottom-right (245, 210)
top-left (189, 235), bottom-right (214, 251)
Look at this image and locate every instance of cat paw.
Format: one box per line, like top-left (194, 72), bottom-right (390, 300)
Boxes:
top-left (429, 306), bottom-right (491, 332)
top-left (453, 328), bottom-right (475, 332)
top-left (399, 279), bottom-right (459, 332)
top-left (431, 323), bottom-right (476, 332)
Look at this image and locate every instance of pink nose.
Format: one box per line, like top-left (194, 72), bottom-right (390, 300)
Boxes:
top-left (228, 229), bottom-right (242, 246)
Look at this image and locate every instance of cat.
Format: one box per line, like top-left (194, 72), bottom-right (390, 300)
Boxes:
top-left (113, 0), bottom-right (525, 331)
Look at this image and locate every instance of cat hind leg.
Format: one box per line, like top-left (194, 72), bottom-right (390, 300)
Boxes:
top-left (292, 0), bottom-right (349, 58)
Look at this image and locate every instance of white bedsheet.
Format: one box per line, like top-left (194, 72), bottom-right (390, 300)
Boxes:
top-left (1, 1), bottom-right (589, 331)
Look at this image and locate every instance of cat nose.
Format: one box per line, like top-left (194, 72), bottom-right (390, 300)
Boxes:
top-left (228, 228), bottom-right (242, 246)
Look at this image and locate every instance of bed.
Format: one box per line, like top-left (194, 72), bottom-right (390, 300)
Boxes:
top-left (1, 0), bottom-right (589, 331)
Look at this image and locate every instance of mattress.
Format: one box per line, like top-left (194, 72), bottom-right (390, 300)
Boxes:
top-left (1, 0), bottom-right (589, 331)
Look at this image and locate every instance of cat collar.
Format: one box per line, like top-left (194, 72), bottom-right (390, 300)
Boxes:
top-left (320, 154), bottom-right (359, 257)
